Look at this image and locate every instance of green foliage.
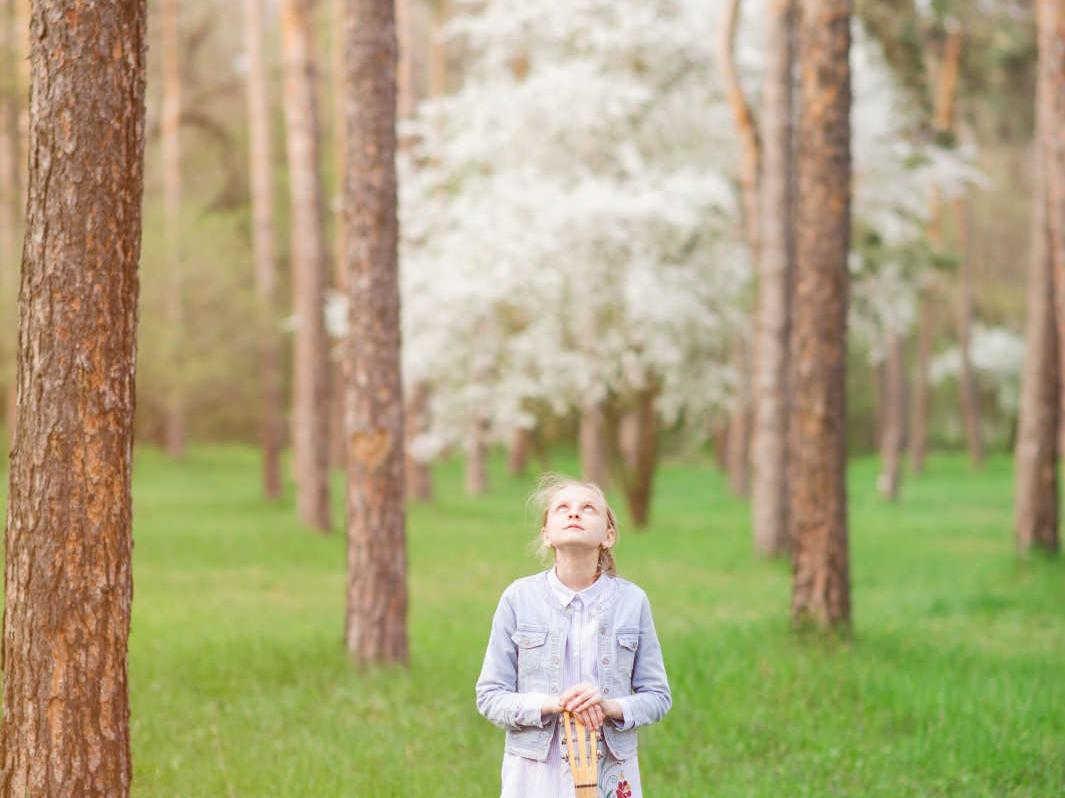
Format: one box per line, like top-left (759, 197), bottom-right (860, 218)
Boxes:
top-left (3, 444), bottom-right (1054, 796)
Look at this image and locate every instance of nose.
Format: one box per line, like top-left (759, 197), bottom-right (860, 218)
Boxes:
top-left (568, 509), bottom-right (580, 519)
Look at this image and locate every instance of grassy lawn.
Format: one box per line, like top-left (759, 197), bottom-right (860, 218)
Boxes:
top-left (10, 444), bottom-right (1062, 796)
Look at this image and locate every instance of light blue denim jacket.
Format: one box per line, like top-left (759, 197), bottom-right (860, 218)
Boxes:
top-left (475, 568), bottom-right (672, 762)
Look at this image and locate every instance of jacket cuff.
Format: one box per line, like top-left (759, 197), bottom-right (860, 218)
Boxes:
top-left (610, 697), bottom-right (636, 731)
top-left (518, 692), bottom-right (552, 728)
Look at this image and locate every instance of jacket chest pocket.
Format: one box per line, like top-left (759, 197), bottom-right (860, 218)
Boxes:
top-left (615, 627), bottom-right (640, 680)
top-left (511, 627), bottom-right (549, 674)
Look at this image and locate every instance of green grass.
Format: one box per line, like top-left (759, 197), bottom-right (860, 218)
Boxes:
top-left (18, 444), bottom-right (1065, 795)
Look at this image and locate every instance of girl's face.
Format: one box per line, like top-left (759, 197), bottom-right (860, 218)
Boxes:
top-left (541, 484), bottom-right (616, 555)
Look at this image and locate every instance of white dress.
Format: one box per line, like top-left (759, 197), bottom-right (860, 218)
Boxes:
top-left (500, 567), bottom-right (644, 798)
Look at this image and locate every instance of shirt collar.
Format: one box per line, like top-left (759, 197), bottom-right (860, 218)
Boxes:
top-left (547, 564), bottom-right (610, 608)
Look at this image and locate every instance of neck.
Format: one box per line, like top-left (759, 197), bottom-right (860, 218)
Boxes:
top-left (553, 549), bottom-right (602, 591)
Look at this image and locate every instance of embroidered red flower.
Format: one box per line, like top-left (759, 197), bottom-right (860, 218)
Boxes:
top-left (615, 780), bottom-right (632, 798)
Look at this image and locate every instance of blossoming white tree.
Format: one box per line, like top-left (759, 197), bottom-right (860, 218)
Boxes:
top-left (397, 0), bottom-right (750, 524)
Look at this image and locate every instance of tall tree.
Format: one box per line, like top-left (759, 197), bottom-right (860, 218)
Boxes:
top-left (281, 0), bottom-right (332, 532)
top-left (343, 0), bottom-right (409, 664)
top-left (0, 0), bottom-right (18, 450)
top-left (329, 0), bottom-right (348, 473)
top-left (1016, 0), bottom-right (1063, 554)
top-left (953, 193), bottom-right (984, 466)
top-left (1046, 0), bottom-right (1065, 380)
top-left (911, 25), bottom-right (962, 475)
top-left (790, 0), bottom-right (852, 628)
top-left (877, 333), bottom-right (905, 500)
top-left (579, 400), bottom-right (610, 488)
top-left (0, 0), bottom-right (146, 792)
top-left (752, 0), bottom-right (796, 555)
top-left (243, 0), bottom-right (284, 499)
top-left (161, 0), bottom-right (186, 458)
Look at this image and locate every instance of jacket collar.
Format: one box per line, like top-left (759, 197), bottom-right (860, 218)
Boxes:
top-left (540, 565), bottom-right (618, 612)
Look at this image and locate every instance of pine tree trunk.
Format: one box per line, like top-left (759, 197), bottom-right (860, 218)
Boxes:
top-left (281, 0), bottom-right (332, 532)
top-left (877, 333), bottom-right (905, 501)
top-left (428, 0), bottom-right (448, 97)
top-left (911, 27), bottom-right (963, 475)
top-left (243, 0), bottom-right (284, 500)
top-left (752, 0), bottom-right (795, 556)
top-left (579, 400), bottom-right (610, 488)
top-left (953, 196), bottom-right (984, 467)
top-left (0, 0), bottom-right (17, 449)
top-left (790, 0), bottom-right (851, 629)
top-left (1016, 0), bottom-right (1063, 554)
top-left (327, 0), bottom-right (349, 477)
top-left (342, 0), bottom-right (408, 665)
top-left (1043, 0), bottom-right (1065, 405)
top-left (404, 380), bottom-right (433, 502)
top-left (161, 0), bottom-right (186, 459)
top-left (910, 288), bottom-right (933, 473)
top-left (0, 1), bottom-right (146, 791)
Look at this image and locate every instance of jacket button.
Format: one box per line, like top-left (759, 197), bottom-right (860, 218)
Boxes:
top-left (552, 656), bottom-right (560, 664)
top-left (602, 657), bottom-right (610, 665)
top-left (599, 626), bottom-right (606, 634)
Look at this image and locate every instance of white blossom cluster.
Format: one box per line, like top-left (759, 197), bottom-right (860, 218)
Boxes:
top-left (930, 324), bottom-right (1025, 415)
top-left (396, 0), bottom-right (749, 458)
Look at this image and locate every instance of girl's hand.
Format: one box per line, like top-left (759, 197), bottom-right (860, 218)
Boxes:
top-left (559, 682), bottom-right (602, 714)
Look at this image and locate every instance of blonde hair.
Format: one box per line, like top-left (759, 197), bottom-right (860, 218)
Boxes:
top-left (527, 473), bottom-right (619, 577)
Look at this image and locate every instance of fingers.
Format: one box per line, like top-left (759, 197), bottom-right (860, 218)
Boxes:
top-left (568, 687), bottom-right (602, 714)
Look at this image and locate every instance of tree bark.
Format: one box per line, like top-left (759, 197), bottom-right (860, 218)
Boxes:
top-left (161, 0), bottom-right (186, 458)
top-left (726, 339), bottom-right (752, 497)
top-left (790, 0), bottom-right (852, 629)
top-left (243, 0), bottom-right (284, 500)
top-left (877, 333), bottom-right (905, 501)
top-left (0, 0), bottom-right (18, 450)
top-left (507, 426), bottom-right (531, 477)
top-left (281, 0), bottom-right (332, 532)
top-left (953, 195), bottom-right (984, 467)
top-left (752, 0), bottom-right (795, 556)
top-left (428, 0), bottom-right (448, 98)
top-left (579, 400), bottom-right (610, 488)
top-left (619, 388), bottom-right (659, 529)
top-left (911, 27), bottom-right (963, 474)
top-left (404, 380), bottom-right (433, 501)
top-left (0, 1), bottom-right (146, 792)
top-left (342, 0), bottom-right (409, 665)
top-left (1016, 0), bottom-right (1063, 554)
top-left (465, 416), bottom-right (489, 496)
top-left (1043, 0), bottom-right (1065, 415)
top-left (328, 0), bottom-right (348, 475)
top-left (618, 408), bottom-right (641, 473)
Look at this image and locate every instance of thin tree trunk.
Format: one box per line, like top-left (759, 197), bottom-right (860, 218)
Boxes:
top-left (618, 408), bottom-right (640, 473)
top-left (877, 333), bottom-right (905, 501)
top-left (342, 0), bottom-right (408, 665)
top-left (752, 0), bottom-right (795, 556)
top-left (161, 0), bottom-right (186, 458)
top-left (465, 416), bottom-right (489, 496)
top-left (0, 1), bottom-right (146, 792)
top-left (243, 0), bottom-right (284, 500)
top-left (712, 418), bottom-right (729, 472)
top-left (405, 380), bottom-right (433, 501)
top-left (1043, 0), bottom-right (1065, 407)
top-left (620, 388), bottom-right (659, 529)
top-left (428, 0), bottom-right (448, 97)
top-left (911, 27), bottom-right (963, 474)
top-left (281, 0), bottom-right (331, 532)
top-left (396, 0), bottom-right (414, 118)
top-left (507, 426), bottom-right (531, 477)
top-left (717, 0), bottom-right (761, 261)
top-left (1014, 152), bottom-right (1059, 553)
top-left (790, 0), bottom-right (852, 630)
top-left (953, 195), bottom-right (984, 467)
top-left (910, 288), bottom-right (934, 472)
top-left (329, 0), bottom-right (348, 475)
top-left (1015, 0), bottom-right (1063, 554)
top-left (726, 339), bottom-right (752, 497)
top-left (580, 400), bottom-right (610, 488)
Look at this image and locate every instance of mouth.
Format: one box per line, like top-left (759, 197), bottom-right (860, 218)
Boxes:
top-left (564, 524), bottom-right (584, 531)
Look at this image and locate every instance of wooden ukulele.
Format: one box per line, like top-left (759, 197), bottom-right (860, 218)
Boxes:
top-left (561, 710), bottom-right (600, 797)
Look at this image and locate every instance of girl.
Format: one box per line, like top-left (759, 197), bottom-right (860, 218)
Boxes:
top-left (475, 475), bottom-right (672, 797)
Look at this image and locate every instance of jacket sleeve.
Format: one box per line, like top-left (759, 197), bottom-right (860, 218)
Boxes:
top-left (474, 588), bottom-right (552, 731)
top-left (611, 591), bottom-right (672, 731)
